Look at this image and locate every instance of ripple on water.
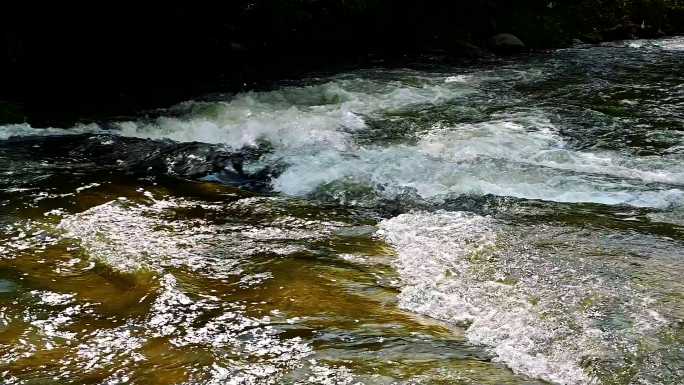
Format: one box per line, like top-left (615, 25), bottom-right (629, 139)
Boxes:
top-left (378, 211), bottom-right (683, 385)
top-left (44, 195), bottom-right (371, 383)
top-left (57, 195), bottom-right (351, 276)
top-left (0, 36), bottom-right (683, 385)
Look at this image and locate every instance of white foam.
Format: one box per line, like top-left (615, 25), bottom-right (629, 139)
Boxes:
top-left (378, 211), bottom-right (673, 385)
top-left (272, 112), bottom-right (684, 208)
top-left (445, 75), bottom-right (471, 83)
top-left (625, 36), bottom-right (684, 51)
top-left (1, 71), bottom-right (470, 151)
top-left (3, 64), bottom-right (682, 210)
top-left (0, 123), bottom-right (104, 140)
top-left (651, 36), bottom-right (684, 51)
top-left (112, 76), bottom-right (469, 150)
top-left (58, 196), bottom-right (345, 276)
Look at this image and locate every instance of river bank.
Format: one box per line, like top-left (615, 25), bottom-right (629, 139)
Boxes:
top-left (2, 2), bottom-right (683, 127)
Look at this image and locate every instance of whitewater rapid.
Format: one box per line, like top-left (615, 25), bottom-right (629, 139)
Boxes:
top-left (4, 83), bottom-right (684, 210)
top-left (1, 36), bottom-right (683, 385)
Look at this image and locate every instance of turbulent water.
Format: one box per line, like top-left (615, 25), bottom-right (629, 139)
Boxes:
top-left (1, 37), bottom-right (683, 385)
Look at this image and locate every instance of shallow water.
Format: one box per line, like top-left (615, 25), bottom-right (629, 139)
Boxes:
top-left (1, 37), bottom-right (683, 384)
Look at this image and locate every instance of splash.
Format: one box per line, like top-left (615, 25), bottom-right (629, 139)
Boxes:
top-left (273, 112), bottom-right (684, 209)
top-left (378, 211), bottom-right (679, 385)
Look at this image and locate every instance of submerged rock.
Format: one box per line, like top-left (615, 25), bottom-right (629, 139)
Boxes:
top-left (0, 134), bottom-right (280, 192)
top-left (0, 279), bottom-right (17, 294)
top-left (488, 33), bottom-right (525, 53)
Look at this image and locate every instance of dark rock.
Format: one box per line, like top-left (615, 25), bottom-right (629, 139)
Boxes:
top-left (603, 23), bottom-right (639, 41)
top-left (636, 25), bottom-right (667, 39)
top-left (448, 40), bottom-right (491, 58)
top-left (581, 32), bottom-right (604, 44)
top-left (488, 33), bottom-right (525, 53)
top-left (0, 133), bottom-right (281, 192)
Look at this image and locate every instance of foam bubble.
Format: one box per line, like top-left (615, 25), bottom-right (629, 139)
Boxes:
top-left (378, 211), bottom-right (677, 384)
top-left (58, 196), bottom-right (345, 276)
top-left (658, 38), bottom-right (684, 51)
top-left (3, 54), bottom-right (682, 210)
top-left (0, 123), bottom-right (104, 140)
top-left (272, 112), bottom-right (684, 209)
top-left (111, 76), bottom-right (470, 151)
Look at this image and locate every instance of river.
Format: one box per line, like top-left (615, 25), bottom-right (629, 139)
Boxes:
top-left (0, 37), bottom-right (683, 385)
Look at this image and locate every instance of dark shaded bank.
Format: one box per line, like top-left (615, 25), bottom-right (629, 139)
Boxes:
top-left (2, 1), bottom-right (683, 127)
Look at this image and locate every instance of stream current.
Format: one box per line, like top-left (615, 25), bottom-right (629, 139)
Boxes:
top-left (1, 37), bottom-right (683, 384)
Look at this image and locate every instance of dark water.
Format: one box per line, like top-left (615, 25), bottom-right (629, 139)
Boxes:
top-left (0, 37), bottom-right (683, 385)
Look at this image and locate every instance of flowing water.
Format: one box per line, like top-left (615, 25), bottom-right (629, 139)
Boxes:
top-left (1, 37), bottom-right (683, 385)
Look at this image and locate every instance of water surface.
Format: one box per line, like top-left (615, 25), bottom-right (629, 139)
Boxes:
top-left (1, 37), bottom-right (683, 384)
